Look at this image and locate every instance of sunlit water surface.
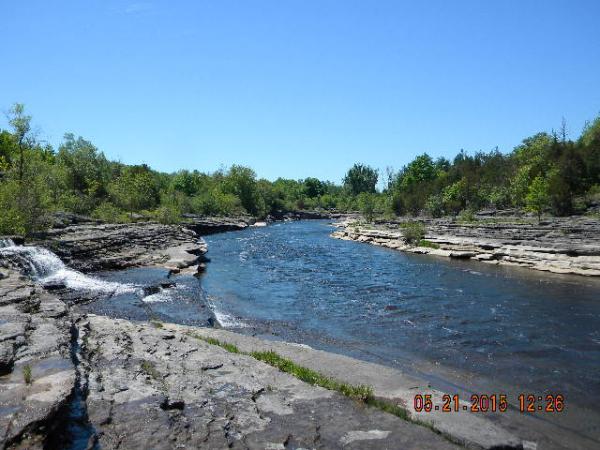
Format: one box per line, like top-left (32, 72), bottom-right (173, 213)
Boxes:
top-left (201, 220), bottom-right (600, 411)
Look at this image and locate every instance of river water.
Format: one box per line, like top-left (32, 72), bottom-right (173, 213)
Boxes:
top-left (3, 221), bottom-right (600, 446)
top-left (200, 220), bottom-right (600, 414)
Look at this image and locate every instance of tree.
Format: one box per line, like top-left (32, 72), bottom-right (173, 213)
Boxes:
top-left (303, 177), bottom-right (326, 198)
top-left (398, 154), bottom-right (436, 189)
top-left (343, 163), bottom-right (378, 195)
top-left (526, 175), bottom-right (550, 223)
top-left (110, 166), bottom-right (158, 218)
top-left (357, 192), bottom-right (375, 222)
top-left (56, 134), bottom-right (112, 212)
top-left (7, 103), bottom-right (32, 182)
top-left (223, 165), bottom-right (264, 216)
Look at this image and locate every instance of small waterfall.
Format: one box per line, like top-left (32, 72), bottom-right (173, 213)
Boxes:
top-left (0, 238), bottom-right (15, 248)
top-left (0, 242), bottom-right (138, 295)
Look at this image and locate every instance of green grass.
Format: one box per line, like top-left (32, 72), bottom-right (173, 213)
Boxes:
top-left (140, 360), bottom-right (161, 381)
top-left (190, 333), bottom-right (411, 422)
top-left (193, 335), bottom-right (241, 354)
top-left (23, 364), bottom-right (32, 385)
top-left (150, 319), bottom-right (164, 329)
top-left (250, 350), bottom-right (373, 401)
top-left (418, 239), bottom-right (440, 249)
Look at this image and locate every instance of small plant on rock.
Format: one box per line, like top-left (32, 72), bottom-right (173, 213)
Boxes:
top-left (400, 221), bottom-right (425, 245)
top-left (23, 364), bottom-right (32, 385)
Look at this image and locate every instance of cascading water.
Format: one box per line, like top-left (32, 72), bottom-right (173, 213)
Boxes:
top-left (0, 242), bottom-right (138, 295)
top-left (0, 238), bottom-right (15, 248)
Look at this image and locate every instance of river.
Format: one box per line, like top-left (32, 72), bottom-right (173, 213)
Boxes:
top-left (200, 220), bottom-right (600, 416)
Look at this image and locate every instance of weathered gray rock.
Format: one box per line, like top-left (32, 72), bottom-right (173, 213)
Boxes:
top-left (183, 215), bottom-right (252, 235)
top-left (79, 315), bottom-right (459, 450)
top-left (333, 216), bottom-right (600, 276)
top-left (30, 222), bottom-right (206, 272)
top-left (0, 270), bottom-right (75, 449)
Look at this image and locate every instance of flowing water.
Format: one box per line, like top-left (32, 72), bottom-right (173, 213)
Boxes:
top-left (200, 221), bottom-right (600, 414)
top-left (3, 222), bottom-right (600, 445)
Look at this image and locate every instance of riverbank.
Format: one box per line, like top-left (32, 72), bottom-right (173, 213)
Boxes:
top-left (331, 216), bottom-right (600, 276)
top-left (2, 219), bottom-right (598, 449)
top-left (0, 220), bottom-right (465, 449)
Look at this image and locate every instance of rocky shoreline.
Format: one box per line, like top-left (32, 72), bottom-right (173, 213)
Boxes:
top-left (1, 216), bottom-right (595, 448)
top-left (331, 216), bottom-right (600, 277)
top-left (0, 219), bottom-right (466, 450)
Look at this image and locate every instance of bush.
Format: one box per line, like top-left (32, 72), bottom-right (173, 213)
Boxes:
top-left (400, 221), bottom-right (425, 245)
top-left (92, 202), bottom-right (128, 223)
top-left (418, 239), bottom-right (440, 249)
top-left (153, 205), bottom-right (181, 224)
top-left (457, 209), bottom-right (476, 223)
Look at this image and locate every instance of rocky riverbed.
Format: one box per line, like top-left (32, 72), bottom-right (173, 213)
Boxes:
top-left (0, 220), bottom-right (462, 449)
top-left (331, 216), bottom-right (600, 276)
top-left (1, 217), bottom-right (595, 449)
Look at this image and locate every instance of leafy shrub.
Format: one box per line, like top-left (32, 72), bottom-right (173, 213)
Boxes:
top-left (92, 201), bottom-right (127, 223)
top-left (457, 209), bottom-right (476, 223)
top-left (153, 205), bottom-right (181, 224)
top-left (400, 221), bottom-right (425, 245)
top-left (418, 239), bottom-right (440, 249)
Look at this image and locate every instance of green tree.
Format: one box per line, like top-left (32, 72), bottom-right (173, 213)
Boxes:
top-left (110, 166), bottom-right (158, 218)
top-left (303, 177), bottom-right (326, 198)
top-left (357, 192), bottom-right (376, 222)
top-left (343, 163), bottom-right (378, 195)
top-left (223, 165), bottom-right (264, 216)
top-left (7, 103), bottom-right (32, 182)
top-left (526, 175), bottom-right (550, 223)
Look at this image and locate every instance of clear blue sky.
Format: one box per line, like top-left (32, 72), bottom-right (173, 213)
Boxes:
top-left (1, 1), bottom-right (599, 183)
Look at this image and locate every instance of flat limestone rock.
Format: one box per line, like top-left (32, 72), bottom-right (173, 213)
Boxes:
top-left (0, 270), bottom-right (75, 449)
top-left (30, 222), bottom-right (206, 272)
top-left (333, 217), bottom-right (600, 276)
top-left (80, 315), bottom-right (459, 450)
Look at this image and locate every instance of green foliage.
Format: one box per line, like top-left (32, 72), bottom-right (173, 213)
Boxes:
top-left (140, 360), bottom-right (161, 381)
top-left (457, 209), bottom-right (476, 223)
top-left (526, 175), bottom-right (550, 222)
top-left (153, 205), bottom-right (181, 224)
top-left (401, 221), bottom-right (425, 245)
top-left (251, 350), bottom-right (373, 401)
top-left (110, 165), bottom-right (158, 218)
top-left (357, 192), bottom-right (376, 222)
top-left (92, 202), bottom-right (128, 223)
top-left (418, 240), bottom-right (440, 249)
top-left (1, 103), bottom-right (599, 233)
top-left (193, 334), bottom-right (413, 424)
top-left (23, 364), bottom-right (32, 385)
top-left (343, 163), bottom-right (378, 195)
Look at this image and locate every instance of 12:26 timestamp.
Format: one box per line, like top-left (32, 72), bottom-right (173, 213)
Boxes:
top-left (413, 393), bottom-right (565, 413)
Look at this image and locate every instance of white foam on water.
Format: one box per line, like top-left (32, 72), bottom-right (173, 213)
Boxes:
top-left (206, 295), bottom-right (247, 328)
top-left (0, 238), bottom-right (15, 248)
top-left (142, 288), bottom-right (173, 303)
top-left (0, 244), bottom-right (137, 294)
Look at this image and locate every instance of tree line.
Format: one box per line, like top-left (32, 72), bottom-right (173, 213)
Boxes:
top-left (1, 103), bottom-right (599, 235)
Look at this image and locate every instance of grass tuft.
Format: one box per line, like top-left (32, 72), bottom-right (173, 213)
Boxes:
top-left (140, 360), bottom-right (161, 381)
top-left (150, 319), bottom-right (164, 329)
top-left (193, 334), bottom-right (240, 353)
top-left (418, 239), bottom-right (440, 249)
top-left (250, 350), bottom-right (373, 401)
top-left (23, 364), bottom-right (32, 385)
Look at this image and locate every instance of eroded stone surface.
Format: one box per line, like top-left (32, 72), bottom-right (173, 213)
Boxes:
top-left (31, 222), bottom-right (206, 272)
top-left (0, 270), bottom-right (75, 449)
top-left (80, 315), bottom-right (459, 450)
top-left (332, 217), bottom-right (600, 276)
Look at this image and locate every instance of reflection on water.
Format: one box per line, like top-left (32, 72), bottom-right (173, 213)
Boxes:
top-left (202, 220), bottom-right (600, 411)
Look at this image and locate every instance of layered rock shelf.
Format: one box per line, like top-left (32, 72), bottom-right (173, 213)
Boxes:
top-left (331, 217), bottom-right (600, 276)
top-left (31, 222), bottom-right (207, 274)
